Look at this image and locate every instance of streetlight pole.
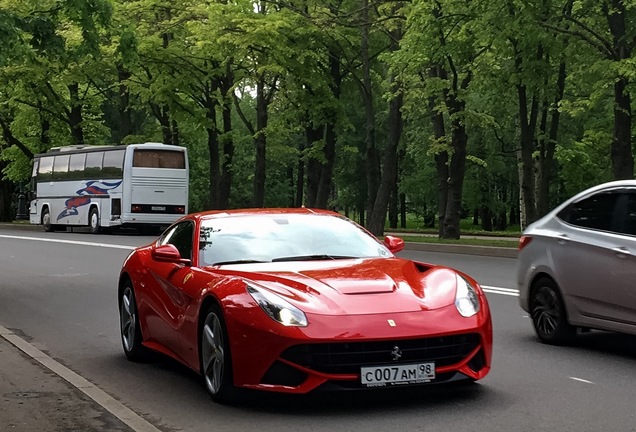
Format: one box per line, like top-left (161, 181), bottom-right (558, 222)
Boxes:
top-left (16, 182), bottom-right (28, 220)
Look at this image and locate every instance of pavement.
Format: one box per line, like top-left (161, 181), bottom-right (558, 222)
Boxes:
top-left (0, 221), bottom-right (517, 431)
top-left (0, 328), bottom-right (133, 432)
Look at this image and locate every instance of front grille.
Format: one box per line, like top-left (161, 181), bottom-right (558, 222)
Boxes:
top-left (281, 333), bottom-right (480, 374)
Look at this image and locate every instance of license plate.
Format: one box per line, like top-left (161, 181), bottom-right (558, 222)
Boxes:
top-left (361, 363), bottom-right (435, 387)
top-left (151, 206), bottom-right (166, 211)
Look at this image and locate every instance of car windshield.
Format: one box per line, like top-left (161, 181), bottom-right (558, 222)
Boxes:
top-left (198, 214), bottom-right (392, 266)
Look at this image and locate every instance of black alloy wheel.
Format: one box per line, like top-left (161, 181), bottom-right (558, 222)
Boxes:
top-left (530, 277), bottom-right (576, 345)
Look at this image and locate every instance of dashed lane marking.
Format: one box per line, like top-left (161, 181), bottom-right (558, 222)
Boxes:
top-left (569, 376), bottom-right (595, 384)
top-left (482, 286), bottom-right (519, 296)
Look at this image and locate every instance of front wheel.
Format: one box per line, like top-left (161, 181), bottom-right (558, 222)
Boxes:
top-left (89, 208), bottom-right (101, 234)
top-left (200, 305), bottom-right (238, 404)
top-left (530, 277), bottom-right (576, 345)
top-left (42, 208), bottom-right (54, 232)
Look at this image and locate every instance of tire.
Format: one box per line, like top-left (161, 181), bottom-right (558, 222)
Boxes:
top-left (530, 277), bottom-right (576, 345)
top-left (200, 304), bottom-right (238, 404)
top-left (89, 208), bottom-right (101, 234)
top-left (119, 280), bottom-right (150, 362)
top-left (42, 208), bottom-right (54, 232)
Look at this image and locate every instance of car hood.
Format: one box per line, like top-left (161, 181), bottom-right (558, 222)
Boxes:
top-left (212, 258), bottom-right (460, 315)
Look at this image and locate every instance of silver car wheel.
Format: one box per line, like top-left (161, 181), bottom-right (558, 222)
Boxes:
top-left (201, 312), bottom-right (225, 395)
top-left (121, 287), bottom-right (136, 352)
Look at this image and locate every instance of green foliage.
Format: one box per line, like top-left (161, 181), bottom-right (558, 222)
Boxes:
top-left (0, 0), bottom-right (633, 231)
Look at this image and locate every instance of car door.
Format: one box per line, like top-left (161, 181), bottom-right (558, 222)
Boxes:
top-left (604, 191), bottom-right (636, 326)
top-left (550, 190), bottom-right (625, 322)
top-left (142, 221), bottom-right (195, 357)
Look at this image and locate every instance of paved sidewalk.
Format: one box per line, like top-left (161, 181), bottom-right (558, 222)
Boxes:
top-left (0, 334), bottom-right (132, 432)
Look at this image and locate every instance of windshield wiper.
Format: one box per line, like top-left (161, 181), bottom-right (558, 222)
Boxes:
top-left (213, 259), bottom-right (270, 266)
top-left (272, 254), bottom-right (356, 262)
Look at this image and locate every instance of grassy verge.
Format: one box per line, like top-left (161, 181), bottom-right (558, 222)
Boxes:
top-left (398, 235), bottom-right (519, 248)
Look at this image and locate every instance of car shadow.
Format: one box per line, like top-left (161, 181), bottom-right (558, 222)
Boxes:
top-left (520, 330), bottom-right (636, 359)
top-left (570, 330), bottom-right (636, 357)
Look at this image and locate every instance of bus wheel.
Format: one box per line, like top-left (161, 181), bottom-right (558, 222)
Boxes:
top-left (89, 208), bottom-right (101, 234)
top-left (42, 208), bottom-right (54, 232)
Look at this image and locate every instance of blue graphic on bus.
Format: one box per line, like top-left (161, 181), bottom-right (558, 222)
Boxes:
top-left (57, 180), bottom-right (122, 220)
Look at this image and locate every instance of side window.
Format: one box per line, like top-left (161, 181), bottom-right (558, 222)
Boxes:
top-left (557, 192), bottom-right (620, 231)
top-left (102, 149), bottom-right (125, 178)
top-left (52, 154), bottom-right (70, 180)
top-left (85, 151), bottom-right (104, 178)
top-left (37, 156), bottom-right (54, 181)
top-left (159, 221), bottom-right (194, 261)
top-left (69, 153), bottom-right (86, 180)
top-left (615, 193), bottom-right (636, 236)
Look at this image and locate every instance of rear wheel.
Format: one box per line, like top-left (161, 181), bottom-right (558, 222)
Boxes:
top-left (200, 305), bottom-right (238, 404)
top-left (530, 277), bottom-right (576, 345)
top-left (89, 208), bottom-right (101, 234)
top-left (120, 281), bottom-right (149, 361)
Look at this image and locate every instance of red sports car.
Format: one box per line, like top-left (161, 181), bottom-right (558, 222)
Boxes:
top-left (118, 208), bottom-right (492, 403)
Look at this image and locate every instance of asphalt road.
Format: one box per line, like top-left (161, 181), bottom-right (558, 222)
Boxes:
top-left (1, 227), bottom-right (635, 431)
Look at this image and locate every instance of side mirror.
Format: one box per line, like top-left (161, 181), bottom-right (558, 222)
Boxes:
top-left (152, 244), bottom-right (191, 265)
top-left (384, 235), bottom-right (405, 253)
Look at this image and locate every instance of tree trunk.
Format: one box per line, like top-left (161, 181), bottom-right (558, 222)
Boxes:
top-left (360, 0), bottom-right (380, 223)
top-left (206, 108), bottom-right (220, 210)
top-left (117, 65), bottom-right (133, 143)
top-left (367, 79), bottom-right (403, 236)
top-left (220, 69), bottom-right (234, 209)
top-left (0, 160), bottom-right (14, 222)
top-left (537, 60), bottom-right (566, 217)
top-left (441, 111), bottom-right (467, 239)
top-left (517, 81), bottom-right (539, 228)
top-left (252, 77), bottom-right (268, 208)
top-left (68, 83), bottom-right (85, 145)
top-left (611, 76), bottom-right (633, 179)
top-left (315, 53), bottom-right (341, 209)
top-left (305, 125), bottom-right (324, 207)
top-left (295, 140), bottom-right (305, 207)
top-left (605, 0), bottom-right (633, 179)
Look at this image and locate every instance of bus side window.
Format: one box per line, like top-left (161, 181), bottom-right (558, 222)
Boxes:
top-left (52, 154), bottom-right (70, 181)
top-left (69, 153), bottom-right (86, 180)
top-left (85, 151), bottom-right (104, 178)
top-left (37, 156), bottom-right (54, 182)
top-left (102, 149), bottom-right (125, 179)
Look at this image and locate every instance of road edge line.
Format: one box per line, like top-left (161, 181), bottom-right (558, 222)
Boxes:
top-left (0, 325), bottom-right (161, 432)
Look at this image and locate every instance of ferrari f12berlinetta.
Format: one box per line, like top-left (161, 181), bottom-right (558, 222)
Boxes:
top-left (118, 208), bottom-right (492, 403)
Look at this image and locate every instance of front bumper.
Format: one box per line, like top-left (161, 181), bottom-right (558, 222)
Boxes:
top-left (226, 302), bottom-right (492, 393)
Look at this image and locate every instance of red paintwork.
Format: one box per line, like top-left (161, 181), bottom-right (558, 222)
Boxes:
top-left (119, 208), bottom-right (492, 394)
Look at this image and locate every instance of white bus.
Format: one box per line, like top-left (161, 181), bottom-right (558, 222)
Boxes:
top-left (29, 142), bottom-right (189, 233)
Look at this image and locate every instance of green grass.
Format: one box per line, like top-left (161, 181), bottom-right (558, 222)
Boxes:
top-left (398, 235), bottom-right (519, 248)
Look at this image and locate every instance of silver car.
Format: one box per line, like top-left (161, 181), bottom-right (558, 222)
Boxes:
top-left (518, 180), bottom-right (636, 344)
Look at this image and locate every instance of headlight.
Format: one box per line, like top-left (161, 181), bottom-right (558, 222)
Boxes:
top-left (455, 275), bottom-right (480, 317)
top-left (247, 285), bottom-right (308, 327)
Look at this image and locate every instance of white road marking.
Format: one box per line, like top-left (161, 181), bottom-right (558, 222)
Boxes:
top-left (482, 286), bottom-right (520, 296)
top-left (0, 325), bottom-right (161, 432)
top-left (569, 376), bottom-right (595, 384)
top-left (0, 234), bottom-right (135, 250)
